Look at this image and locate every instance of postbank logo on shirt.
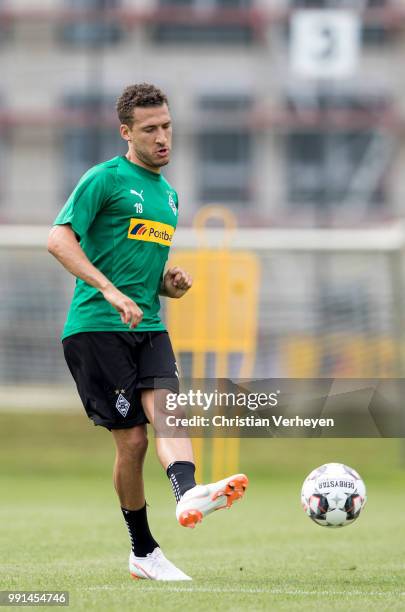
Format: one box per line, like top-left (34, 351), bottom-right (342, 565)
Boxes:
top-left (127, 218), bottom-right (174, 246)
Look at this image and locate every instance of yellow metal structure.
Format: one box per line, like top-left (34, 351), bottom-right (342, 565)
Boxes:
top-left (167, 206), bottom-right (260, 482)
top-left (281, 335), bottom-right (396, 377)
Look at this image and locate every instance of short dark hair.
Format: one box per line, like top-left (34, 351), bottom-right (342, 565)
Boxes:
top-left (116, 83), bottom-right (168, 126)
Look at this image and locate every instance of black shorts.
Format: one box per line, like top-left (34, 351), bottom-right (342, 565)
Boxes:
top-left (62, 331), bottom-right (179, 430)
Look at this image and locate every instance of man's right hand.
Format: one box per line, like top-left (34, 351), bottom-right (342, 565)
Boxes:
top-left (48, 225), bottom-right (143, 328)
top-left (101, 284), bottom-right (143, 329)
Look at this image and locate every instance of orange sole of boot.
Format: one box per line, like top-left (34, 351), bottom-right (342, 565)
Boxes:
top-left (212, 474), bottom-right (249, 508)
top-left (178, 474), bottom-right (249, 528)
top-left (178, 508), bottom-right (203, 528)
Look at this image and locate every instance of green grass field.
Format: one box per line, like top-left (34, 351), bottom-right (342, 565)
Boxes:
top-left (1, 412), bottom-right (405, 611)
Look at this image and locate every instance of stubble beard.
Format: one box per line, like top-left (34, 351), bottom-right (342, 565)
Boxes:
top-left (135, 146), bottom-right (170, 170)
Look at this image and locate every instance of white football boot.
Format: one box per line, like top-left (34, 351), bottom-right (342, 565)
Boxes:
top-left (129, 547), bottom-right (192, 581)
top-left (176, 473), bottom-right (249, 528)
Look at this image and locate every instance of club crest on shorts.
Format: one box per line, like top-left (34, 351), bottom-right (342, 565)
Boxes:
top-left (116, 393), bottom-right (130, 417)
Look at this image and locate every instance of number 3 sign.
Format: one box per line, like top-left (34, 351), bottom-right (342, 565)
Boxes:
top-left (290, 10), bottom-right (360, 79)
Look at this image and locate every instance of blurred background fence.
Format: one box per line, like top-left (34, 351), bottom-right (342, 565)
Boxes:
top-left (1, 223), bottom-right (405, 408)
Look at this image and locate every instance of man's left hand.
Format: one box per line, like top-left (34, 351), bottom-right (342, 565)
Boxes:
top-left (161, 267), bottom-right (193, 298)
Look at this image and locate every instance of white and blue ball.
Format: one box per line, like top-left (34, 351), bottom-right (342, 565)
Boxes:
top-left (301, 462), bottom-right (367, 527)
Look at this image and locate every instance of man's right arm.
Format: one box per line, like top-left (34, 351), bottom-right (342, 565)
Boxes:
top-left (47, 224), bottom-right (143, 328)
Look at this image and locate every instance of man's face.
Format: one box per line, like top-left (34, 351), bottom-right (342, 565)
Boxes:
top-left (122, 103), bottom-right (172, 170)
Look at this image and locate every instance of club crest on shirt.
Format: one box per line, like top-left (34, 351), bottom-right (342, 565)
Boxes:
top-left (167, 192), bottom-right (177, 216)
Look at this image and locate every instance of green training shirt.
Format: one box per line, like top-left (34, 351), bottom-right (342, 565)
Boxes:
top-left (54, 156), bottom-right (179, 340)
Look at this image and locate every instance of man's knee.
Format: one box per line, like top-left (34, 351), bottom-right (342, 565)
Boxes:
top-left (128, 435), bottom-right (148, 459)
top-left (114, 427), bottom-right (148, 462)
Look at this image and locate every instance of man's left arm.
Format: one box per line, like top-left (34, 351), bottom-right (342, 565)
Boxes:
top-left (160, 267), bottom-right (192, 298)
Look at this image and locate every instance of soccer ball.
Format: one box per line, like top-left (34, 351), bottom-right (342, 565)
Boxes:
top-left (301, 463), bottom-right (367, 527)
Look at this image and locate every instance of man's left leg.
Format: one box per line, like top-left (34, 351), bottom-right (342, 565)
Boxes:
top-left (142, 389), bottom-right (248, 529)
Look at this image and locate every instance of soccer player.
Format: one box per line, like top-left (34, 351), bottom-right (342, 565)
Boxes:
top-left (48, 83), bottom-right (248, 581)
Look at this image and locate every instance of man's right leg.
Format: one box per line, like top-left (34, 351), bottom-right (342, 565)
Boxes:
top-left (111, 425), bottom-right (160, 558)
top-left (111, 424), bottom-right (191, 581)
top-left (112, 425), bottom-right (148, 511)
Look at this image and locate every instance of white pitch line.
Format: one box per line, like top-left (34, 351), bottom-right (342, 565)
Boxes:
top-left (84, 586), bottom-right (405, 597)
